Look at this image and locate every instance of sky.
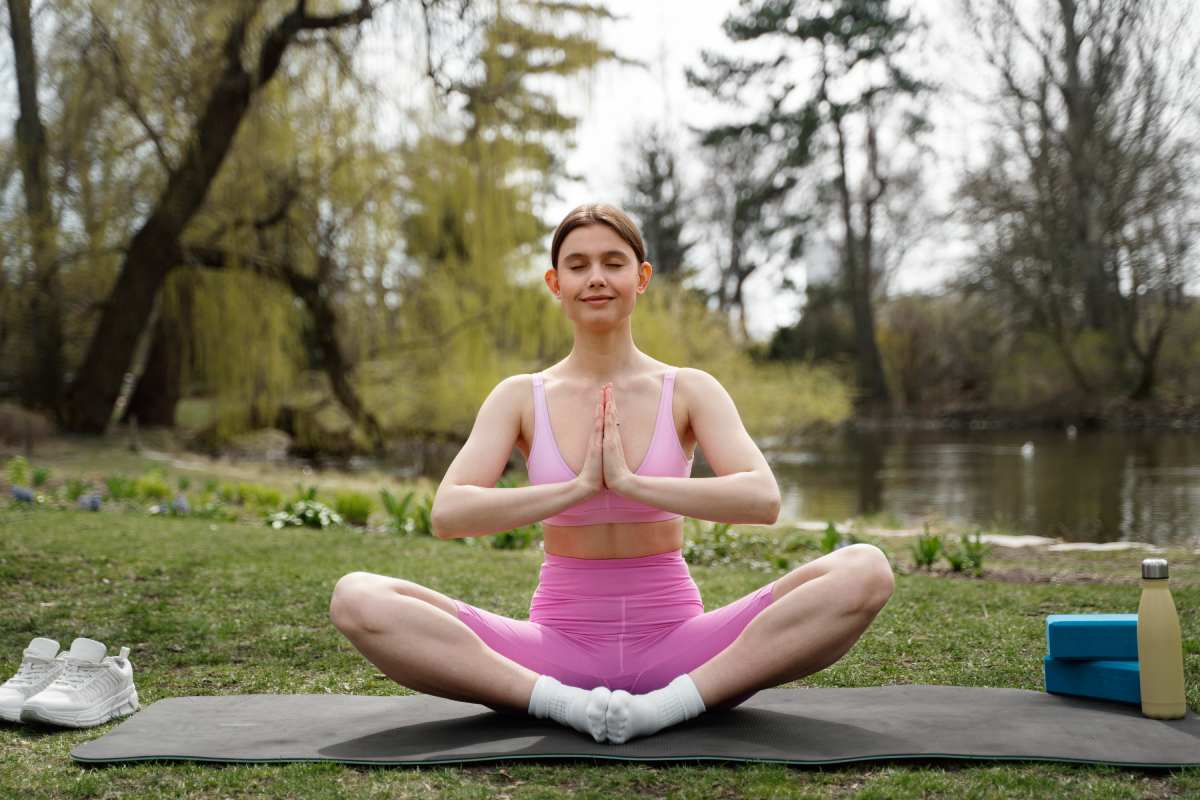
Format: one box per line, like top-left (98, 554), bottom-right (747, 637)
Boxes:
top-left (541, 0), bottom-right (986, 340)
top-left (0, 0), bottom-right (997, 342)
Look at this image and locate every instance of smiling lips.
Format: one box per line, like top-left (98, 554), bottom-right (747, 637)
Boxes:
top-left (583, 296), bottom-right (612, 304)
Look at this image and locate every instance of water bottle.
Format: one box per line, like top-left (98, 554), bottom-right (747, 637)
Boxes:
top-left (1137, 558), bottom-right (1186, 719)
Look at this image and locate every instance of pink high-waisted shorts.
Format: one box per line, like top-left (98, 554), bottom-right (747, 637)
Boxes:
top-left (453, 549), bottom-right (777, 701)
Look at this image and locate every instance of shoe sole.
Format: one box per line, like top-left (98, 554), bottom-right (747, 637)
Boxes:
top-left (22, 686), bottom-right (139, 728)
top-left (0, 706), bottom-right (23, 723)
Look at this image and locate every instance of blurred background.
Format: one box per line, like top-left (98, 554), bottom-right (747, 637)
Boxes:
top-left (1, 0), bottom-right (1198, 544)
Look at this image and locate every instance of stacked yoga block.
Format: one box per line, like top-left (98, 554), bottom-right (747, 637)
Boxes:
top-left (1043, 614), bottom-right (1141, 705)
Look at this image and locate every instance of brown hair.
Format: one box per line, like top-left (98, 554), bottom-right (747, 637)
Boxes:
top-left (550, 203), bottom-right (646, 268)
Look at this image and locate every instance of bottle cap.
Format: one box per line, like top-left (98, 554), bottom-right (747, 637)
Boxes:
top-left (1142, 558), bottom-right (1168, 579)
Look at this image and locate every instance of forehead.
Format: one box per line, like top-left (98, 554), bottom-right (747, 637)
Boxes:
top-left (559, 225), bottom-right (634, 260)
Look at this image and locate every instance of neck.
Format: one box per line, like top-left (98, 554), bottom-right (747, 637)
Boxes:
top-left (561, 320), bottom-right (643, 382)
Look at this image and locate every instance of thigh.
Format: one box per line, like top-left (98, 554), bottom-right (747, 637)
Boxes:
top-left (628, 580), bottom-right (777, 696)
top-left (455, 600), bottom-right (609, 690)
top-left (344, 571), bottom-right (461, 616)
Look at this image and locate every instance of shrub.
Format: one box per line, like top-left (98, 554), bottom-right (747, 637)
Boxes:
top-left (819, 522), bottom-right (840, 554)
top-left (910, 525), bottom-right (942, 570)
top-left (65, 478), bottom-right (91, 502)
top-left (177, 476), bottom-right (191, 492)
top-left (960, 530), bottom-right (992, 576)
top-left (239, 483), bottom-right (282, 510)
top-left (265, 497), bottom-right (343, 530)
top-left (104, 475), bottom-right (137, 501)
top-left (135, 472), bottom-right (171, 501)
top-left (334, 490), bottom-right (374, 526)
top-left (6, 455), bottom-right (30, 487)
top-left (942, 543), bottom-right (966, 572)
top-left (380, 488), bottom-right (418, 534)
top-left (31, 466), bottom-right (49, 487)
top-left (486, 525), bottom-right (540, 549)
top-left (410, 494), bottom-right (435, 537)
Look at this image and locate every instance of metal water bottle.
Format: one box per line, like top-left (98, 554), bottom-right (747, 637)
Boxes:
top-left (1137, 558), bottom-right (1186, 719)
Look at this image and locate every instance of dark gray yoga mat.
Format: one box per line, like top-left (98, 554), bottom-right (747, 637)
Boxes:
top-left (71, 685), bottom-right (1200, 768)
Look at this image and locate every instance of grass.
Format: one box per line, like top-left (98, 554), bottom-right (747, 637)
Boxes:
top-left (1, 504), bottom-right (1199, 799)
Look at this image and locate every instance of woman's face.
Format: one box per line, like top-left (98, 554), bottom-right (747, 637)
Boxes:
top-left (546, 224), bottom-right (651, 326)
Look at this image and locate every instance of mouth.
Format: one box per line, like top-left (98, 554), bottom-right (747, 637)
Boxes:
top-left (582, 297), bottom-right (613, 304)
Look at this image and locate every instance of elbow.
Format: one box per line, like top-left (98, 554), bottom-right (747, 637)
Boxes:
top-left (760, 486), bottom-right (781, 525)
top-left (430, 505), bottom-right (456, 540)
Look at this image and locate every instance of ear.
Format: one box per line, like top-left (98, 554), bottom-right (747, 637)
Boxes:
top-left (544, 267), bottom-right (560, 297)
top-left (637, 261), bottom-right (653, 293)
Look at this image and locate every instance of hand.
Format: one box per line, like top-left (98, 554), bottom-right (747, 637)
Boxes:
top-left (575, 389), bottom-right (605, 496)
top-left (603, 384), bottom-right (634, 493)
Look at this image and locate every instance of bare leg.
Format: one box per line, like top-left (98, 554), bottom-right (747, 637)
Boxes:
top-left (690, 543), bottom-right (895, 709)
top-left (329, 572), bottom-right (537, 712)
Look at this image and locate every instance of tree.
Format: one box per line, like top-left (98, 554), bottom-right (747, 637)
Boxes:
top-left (6, 0), bottom-right (63, 413)
top-left (690, 0), bottom-right (929, 412)
top-left (959, 0), bottom-right (1199, 401)
top-left (622, 125), bottom-right (696, 282)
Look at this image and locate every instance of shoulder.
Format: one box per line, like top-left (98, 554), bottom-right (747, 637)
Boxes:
top-left (478, 374), bottom-right (533, 417)
top-left (674, 367), bottom-right (724, 400)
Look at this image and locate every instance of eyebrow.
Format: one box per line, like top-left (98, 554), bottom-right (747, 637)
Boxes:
top-left (562, 250), bottom-right (629, 262)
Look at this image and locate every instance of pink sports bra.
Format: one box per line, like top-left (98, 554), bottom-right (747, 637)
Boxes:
top-left (527, 368), bottom-right (694, 526)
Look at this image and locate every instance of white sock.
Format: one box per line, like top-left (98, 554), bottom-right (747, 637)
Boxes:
top-left (605, 674), bottom-right (706, 744)
top-left (527, 674), bottom-right (611, 743)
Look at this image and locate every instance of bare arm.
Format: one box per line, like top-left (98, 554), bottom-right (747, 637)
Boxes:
top-left (431, 375), bottom-right (598, 539)
top-left (611, 369), bottom-right (781, 525)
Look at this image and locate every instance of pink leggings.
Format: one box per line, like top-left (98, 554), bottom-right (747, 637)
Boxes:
top-left (453, 549), bottom-right (777, 704)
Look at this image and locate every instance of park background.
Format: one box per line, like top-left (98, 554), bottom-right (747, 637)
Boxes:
top-left (1, 1), bottom-right (1199, 797)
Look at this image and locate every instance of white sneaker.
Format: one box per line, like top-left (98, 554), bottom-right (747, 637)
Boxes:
top-left (0, 638), bottom-right (67, 722)
top-left (22, 637), bottom-right (139, 728)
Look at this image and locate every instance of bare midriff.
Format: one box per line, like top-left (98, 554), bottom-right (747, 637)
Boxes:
top-left (542, 518), bottom-right (685, 559)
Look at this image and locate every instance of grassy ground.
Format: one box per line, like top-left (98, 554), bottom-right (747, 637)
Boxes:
top-left (1, 501), bottom-right (1198, 799)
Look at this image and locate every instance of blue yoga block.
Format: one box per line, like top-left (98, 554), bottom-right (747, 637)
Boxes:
top-left (1046, 614), bottom-right (1138, 660)
top-left (1044, 656), bottom-right (1141, 705)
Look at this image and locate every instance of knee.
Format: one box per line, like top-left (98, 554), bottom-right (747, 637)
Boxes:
top-left (836, 544), bottom-right (895, 615)
top-left (329, 571), bottom-right (379, 633)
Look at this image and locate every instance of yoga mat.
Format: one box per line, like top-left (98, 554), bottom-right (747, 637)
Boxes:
top-left (71, 685), bottom-right (1200, 768)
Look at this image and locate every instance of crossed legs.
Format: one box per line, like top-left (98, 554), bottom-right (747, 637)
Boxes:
top-left (329, 543), bottom-right (895, 727)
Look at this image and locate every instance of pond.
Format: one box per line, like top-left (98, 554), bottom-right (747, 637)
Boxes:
top-left (758, 428), bottom-right (1200, 546)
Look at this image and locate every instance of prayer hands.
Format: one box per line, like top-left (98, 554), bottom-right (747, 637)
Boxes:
top-left (602, 384), bottom-right (634, 493)
top-left (576, 384), bottom-right (633, 496)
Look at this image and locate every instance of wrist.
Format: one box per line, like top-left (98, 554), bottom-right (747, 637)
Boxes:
top-left (611, 471), bottom-right (640, 497)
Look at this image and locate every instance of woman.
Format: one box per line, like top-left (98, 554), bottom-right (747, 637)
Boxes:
top-left (330, 203), bottom-right (895, 744)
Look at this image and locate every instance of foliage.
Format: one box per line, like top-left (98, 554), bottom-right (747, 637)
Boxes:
top-left (683, 518), bottom-right (815, 572)
top-left (910, 525), bottom-right (943, 570)
top-left (379, 488), bottom-right (417, 534)
top-left (5, 456), bottom-right (30, 487)
top-left (64, 478), bottom-right (90, 502)
top-left (333, 490), bottom-right (374, 527)
top-left (819, 521), bottom-right (862, 554)
top-left (104, 475), bottom-right (137, 501)
top-left (237, 483), bottom-right (283, 511)
top-left (30, 466), bottom-right (49, 487)
top-left (959, 530), bottom-right (992, 577)
top-left (264, 499), bottom-right (343, 530)
top-left (622, 124), bottom-right (697, 281)
top-left (134, 471), bottom-right (171, 502)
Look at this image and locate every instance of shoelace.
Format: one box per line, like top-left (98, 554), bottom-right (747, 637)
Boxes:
top-left (2, 656), bottom-right (58, 689)
top-left (51, 659), bottom-right (104, 691)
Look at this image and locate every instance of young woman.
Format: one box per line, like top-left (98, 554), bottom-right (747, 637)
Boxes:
top-left (330, 203), bottom-right (894, 744)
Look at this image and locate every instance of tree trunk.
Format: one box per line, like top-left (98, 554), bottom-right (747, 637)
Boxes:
top-left (60, 2), bottom-right (376, 433)
top-left (124, 313), bottom-right (182, 427)
top-left (833, 112), bottom-right (891, 413)
top-left (7, 0), bottom-right (64, 414)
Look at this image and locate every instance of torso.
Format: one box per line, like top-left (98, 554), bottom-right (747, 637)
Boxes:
top-left (514, 362), bottom-right (697, 559)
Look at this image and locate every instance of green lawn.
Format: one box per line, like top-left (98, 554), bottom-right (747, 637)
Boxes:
top-left (1, 507), bottom-right (1198, 799)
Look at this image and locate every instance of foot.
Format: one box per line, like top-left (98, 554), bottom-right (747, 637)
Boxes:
top-left (528, 675), bottom-right (612, 743)
top-left (605, 675), bottom-right (706, 744)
